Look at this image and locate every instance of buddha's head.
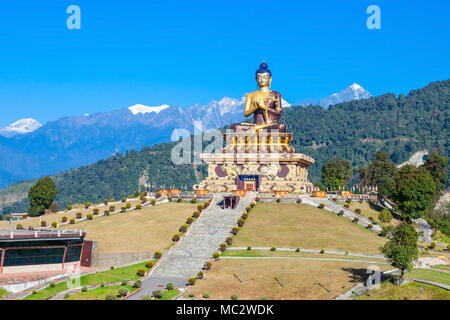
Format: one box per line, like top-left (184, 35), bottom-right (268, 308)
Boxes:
top-left (255, 61), bottom-right (272, 89)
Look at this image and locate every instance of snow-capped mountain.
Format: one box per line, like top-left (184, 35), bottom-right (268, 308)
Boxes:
top-left (0, 118), bottom-right (42, 137)
top-left (300, 83), bottom-right (372, 108)
top-left (128, 104), bottom-right (170, 115)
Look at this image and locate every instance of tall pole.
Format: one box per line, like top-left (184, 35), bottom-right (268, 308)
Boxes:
top-left (240, 264), bottom-right (243, 283)
top-left (282, 267), bottom-right (285, 288)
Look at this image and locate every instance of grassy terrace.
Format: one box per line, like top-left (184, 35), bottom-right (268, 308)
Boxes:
top-left (232, 203), bottom-right (387, 255)
top-left (0, 288), bottom-right (10, 299)
top-left (405, 268), bottom-right (450, 286)
top-left (337, 200), bottom-right (401, 227)
top-left (65, 202), bottom-right (197, 253)
top-left (65, 285), bottom-right (134, 300)
top-left (0, 200), bottom-right (142, 229)
top-left (357, 281), bottom-right (450, 300)
top-left (23, 260), bottom-right (156, 300)
top-left (185, 258), bottom-right (392, 300)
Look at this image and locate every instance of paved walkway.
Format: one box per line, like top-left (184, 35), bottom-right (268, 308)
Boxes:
top-left (126, 193), bottom-right (254, 300)
top-left (220, 256), bottom-right (390, 265)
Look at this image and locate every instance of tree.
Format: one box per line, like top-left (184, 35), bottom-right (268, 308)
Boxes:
top-left (421, 149), bottom-right (448, 195)
top-left (378, 208), bottom-right (393, 224)
top-left (321, 157), bottom-right (352, 190)
top-left (380, 222), bottom-right (418, 284)
top-left (28, 176), bottom-right (58, 216)
top-left (359, 151), bottom-right (397, 199)
top-left (390, 165), bottom-right (436, 218)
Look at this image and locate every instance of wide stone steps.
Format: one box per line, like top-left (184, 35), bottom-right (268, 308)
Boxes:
top-left (150, 195), bottom-right (253, 279)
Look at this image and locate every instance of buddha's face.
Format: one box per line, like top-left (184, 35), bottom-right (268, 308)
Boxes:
top-left (256, 72), bottom-right (271, 88)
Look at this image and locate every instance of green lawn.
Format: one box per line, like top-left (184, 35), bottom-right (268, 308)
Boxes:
top-left (65, 285), bottom-right (134, 300)
top-left (406, 268), bottom-right (450, 286)
top-left (23, 260), bottom-right (156, 300)
top-left (357, 281), bottom-right (450, 300)
top-left (0, 288), bottom-right (10, 299)
top-left (432, 265), bottom-right (450, 272)
top-left (141, 289), bottom-right (180, 300)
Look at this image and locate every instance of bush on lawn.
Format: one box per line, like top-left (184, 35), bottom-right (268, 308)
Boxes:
top-left (121, 207), bottom-right (126, 212)
top-left (237, 218), bottom-right (245, 227)
top-left (166, 283), bottom-right (174, 290)
top-left (41, 221), bottom-right (47, 227)
top-left (270, 247), bottom-right (276, 251)
top-left (76, 212), bottom-right (82, 219)
top-left (51, 221), bottom-right (57, 228)
top-left (84, 202), bottom-right (91, 209)
top-left (320, 249), bottom-right (325, 254)
top-left (167, 195), bottom-right (172, 201)
top-left (69, 219), bottom-right (75, 224)
top-left (296, 198), bottom-right (302, 204)
top-left (232, 227), bottom-right (239, 235)
top-left (318, 203), bottom-right (325, 209)
top-left (203, 293), bottom-right (209, 299)
top-left (353, 217), bottom-right (359, 223)
top-left (188, 277), bottom-right (196, 286)
top-left (231, 294), bottom-right (238, 300)
top-left (177, 197), bottom-right (182, 202)
top-left (346, 198), bottom-right (351, 204)
top-left (226, 236), bottom-right (233, 245)
top-left (145, 261), bottom-right (154, 269)
top-left (197, 271), bottom-right (204, 279)
top-left (118, 287), bottom-right (128, 297)
top-left (61, 216), bottom-right (67, 223)
top-left (197, 204), bottom-right (204, 212)
top-left (49, 282), bottom-right (56, 288)
top-left (241, 213), bottom-right (248, 220)
top-left (135, 203), bottom-right (142, 210)
top-left (67, 205), bottom-right (72, 211)
top-left (151, 199), bottom-right (156, 206)
top-left (105, 294), bottom-right (115, 300)
top-left (93, 208), bottom-right (99, 215)
top-left (104, 199), bottom-right (108, 205)
top-left (213, 252), bottom-right (220, 259)
top-left (276, 198), bottom-right (281, 203)
top-left (126, 203), bottom-right (131, 209)
top-left (154, 251), bottom-right (162, 259)
top-left (152, 290), bottom-right (162, 298)
top-left (245, 206), bottom-right (252, 212)
top-left (338, 210), bottom-right (344, 216)
top-left (255, 197), bottom-right (260, 202)
top-left (81, 287), bottom-right (88, 292)
top-left (355, 208), bottom-right (361, 214)
top-left (205, 261), bottom-right (212, 270)
top-left (187, 217), bottom-right (194, 224)
top-left (122, 197), bottom-right (126, 203)
top-left (192, 211), bottom-right (200, 218)
top-left (87, 214), bottom-right (93, 220)
top-left (104, 210), bottom-right (110, 216)
top-left (191, 198), bottom-right (197, 203)
top-left (137, 268), bottom-right (146, 277)
top-left (295, 248), bottom-right (300, 252)
top-left (179, 225), bottom-right (187, 233)
top-left (172, 234), bottom-right (180, 242)
top-left (219, 243), bottom-right (227, 252)
top-left (247, 246), bottom-right (252, 251)
top-left (344, 204), bottom-right (350, 208)
top-left (250, 202), bottom-right (256, 207)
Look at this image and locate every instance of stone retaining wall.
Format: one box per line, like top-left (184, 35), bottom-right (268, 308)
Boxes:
top-left (90, 251), bottom-right (154, 268)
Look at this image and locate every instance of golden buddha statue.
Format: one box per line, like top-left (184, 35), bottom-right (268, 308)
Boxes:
top-left (231, 61), bottom-right (286, 133)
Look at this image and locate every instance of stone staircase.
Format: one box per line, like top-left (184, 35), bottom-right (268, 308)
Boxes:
top-left (127, 193), bottom-right (254, 299)
top-left (151, 194), bottom-right (253, 279)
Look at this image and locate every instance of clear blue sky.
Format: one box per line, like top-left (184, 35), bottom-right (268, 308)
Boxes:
top-left (0, 0), bottom-right (448, 127)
